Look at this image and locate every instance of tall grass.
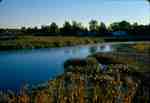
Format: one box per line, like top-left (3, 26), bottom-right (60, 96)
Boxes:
top-left (0, 36), bottom-right (104, 50)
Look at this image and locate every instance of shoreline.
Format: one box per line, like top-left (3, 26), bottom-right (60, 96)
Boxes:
top-left (0, 36), bottom-right (149, 51)
top-left (0, 49), bottom-right (150, 102)
top-left (0, 36), bottom-right (104, 51)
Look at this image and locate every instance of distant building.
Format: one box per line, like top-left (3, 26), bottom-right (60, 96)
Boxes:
top-left (87, 32), bottom-right (97, 36)
top-left (0, 32), bottom-right (13, 35)
top-left (112, 31), bottom-right (128, 36)
top-left (77, 31), bottom-right (97, 36)
top-left (0, 32), bottom-right (16, 40)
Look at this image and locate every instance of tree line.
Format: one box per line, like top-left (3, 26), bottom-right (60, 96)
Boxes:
top-left (0, 20), bottom-right (150, 37)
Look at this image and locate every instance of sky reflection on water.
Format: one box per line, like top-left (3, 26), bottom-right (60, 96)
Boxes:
top-left (0, 44), bottom-right (112, 90)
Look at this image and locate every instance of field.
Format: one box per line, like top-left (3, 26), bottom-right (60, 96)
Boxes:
top-left (0, 36), bottom-right (104, 50)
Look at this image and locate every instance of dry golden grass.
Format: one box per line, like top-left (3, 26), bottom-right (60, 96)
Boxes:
top-left (0, 36), bottom-right (104, 50)
top-left (132, 43), bottom-right (150, 53)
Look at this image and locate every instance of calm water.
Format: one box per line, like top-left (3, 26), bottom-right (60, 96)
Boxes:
top-left (0, 44), bottom-right (113, 90)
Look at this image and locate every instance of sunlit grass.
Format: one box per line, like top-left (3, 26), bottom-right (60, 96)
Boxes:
top-left (0, 36), bottom-right (104, 50)
top-left (132, 43), bottom-right (150, 53)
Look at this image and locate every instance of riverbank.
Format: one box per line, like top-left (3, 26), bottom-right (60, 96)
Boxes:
top-left (0, 35), bottom-right (149, 51)
top-left (0, 36), bottom-right (104, 50)
top-left (0, 47), bottom-right (150, 103)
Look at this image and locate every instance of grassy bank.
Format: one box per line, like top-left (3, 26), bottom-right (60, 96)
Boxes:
top-left (0, 51), bottom-right (150, 103)
top-left (0, 36), bottom-right (104, 50)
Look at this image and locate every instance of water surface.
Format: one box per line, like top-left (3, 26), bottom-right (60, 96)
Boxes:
top-left (0, 44), bottom-right (112, 90)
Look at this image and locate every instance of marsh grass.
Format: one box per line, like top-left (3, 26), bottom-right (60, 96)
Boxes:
top-left (0, 50), bottom-right (150, 103)
top-left (0, 36), bottom-right (104, 50)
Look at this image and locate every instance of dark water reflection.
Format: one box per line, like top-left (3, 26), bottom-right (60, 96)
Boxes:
top-left (0, 43), bottom-right (122, 90)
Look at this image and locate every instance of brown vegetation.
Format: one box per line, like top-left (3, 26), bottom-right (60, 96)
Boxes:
top-left (0, 51), bottom-right (150, 103)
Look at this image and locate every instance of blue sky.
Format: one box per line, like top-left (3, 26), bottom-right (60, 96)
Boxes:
top-left (0, 0), bottom-right (149, 28)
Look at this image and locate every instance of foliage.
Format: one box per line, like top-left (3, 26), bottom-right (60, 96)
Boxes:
top-left (109, 21), bottom-right (131, 32)
top-left (89, 20), bottom-right (99, 32)
top-left (1, 20), bottom-right (150, 37)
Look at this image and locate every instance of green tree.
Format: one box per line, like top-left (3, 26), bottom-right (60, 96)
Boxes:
top-left (130, 22), bottom-right (139, 35)
top-left (41, 25), bottom-right (49, 33)
top-left (63, 21), bottom-right (72, 29)
top-left (72, 21), bottom-right (83, 35)
top-left (33, 26), bottom-right (38, 32)
top-left (109, 22), bottom-right (120, 31)
top-left (21, 27), bottom-right (26, 33)
top-left (119, 21), bottom-right (131, 31)
top-left (132, 22), bottom-right (138, 27)
top-left (89, 20), bottom-right (99, 32)
top-left (109, 21), bottom-right (131, 31)
top-left (98, 22), bottom-right (108, 35)
top-left (0, 28), bottom-right (6, 33)
top-left (72, 21), bottom-right (82, 30)
top-left (131, 22), bottom-right (138, 31)
top-left (61, 21), bottom-right (72, 35)
top-left (49, 22), bottom-right (59, 33)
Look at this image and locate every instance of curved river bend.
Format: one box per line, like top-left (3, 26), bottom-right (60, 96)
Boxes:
top-left (0, 42), bottom-right (136, 90)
